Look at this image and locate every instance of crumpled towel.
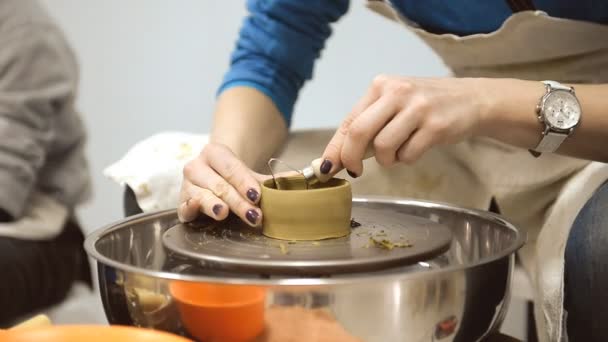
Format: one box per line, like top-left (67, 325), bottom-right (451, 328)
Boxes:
top-left (104, 132), bottom-right (208, 213)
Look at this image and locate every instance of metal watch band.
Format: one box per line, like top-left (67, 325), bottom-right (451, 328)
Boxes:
top-left (533, 131), bottom-right (568, 153)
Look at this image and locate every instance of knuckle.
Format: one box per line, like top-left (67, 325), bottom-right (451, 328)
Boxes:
top-left (338, 122), bottom-right (351, 137)
top-left (398, 149), bottom-right (416, 165)
top-left (339, 114), bottom-right (356, 133)
top-left (389, 81), bottom-right (413, 96)
top-left (200, 189), bottom-right (216, 203)
top-left (182, 161), bottom-right (197, 179)
top-left (340, 149), bottom-right (357, 169)
top-left (428, 118), bottom-right (448, 135)
top-left (211, 181), bottom-right (229, 198)
top-left (372, 136), bottom-right (392, 154)
top-left (412, 95), bottom-right (431, 112)
top-left (347, 123), bottom-right (367, 141)
top-left (222, 159), bottom-right (241, 180)
top-left (324, 141), bottom-right (341, 157)
top-left (373, 139), bottom-right (396, 167)
top-left (372, 74), bottom-right (389, 88)
top-left (233, 176), bottom-right (251, 194)
top-left (200, 143), bottom-right (214, 157)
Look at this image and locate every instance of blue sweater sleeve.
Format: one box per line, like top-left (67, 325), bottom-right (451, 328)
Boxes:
top-left (218, 0), bottom-right (349, 126)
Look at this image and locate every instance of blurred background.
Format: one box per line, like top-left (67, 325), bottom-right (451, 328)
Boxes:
top-left (42, 0), bottom-right (447, 233)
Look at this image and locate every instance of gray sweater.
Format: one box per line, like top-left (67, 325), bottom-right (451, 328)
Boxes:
top-left (0, 0), bottom-right (90, 220)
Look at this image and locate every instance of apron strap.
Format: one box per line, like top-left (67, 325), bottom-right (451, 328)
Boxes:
top-left (505, 0), bottom-right (536, 12)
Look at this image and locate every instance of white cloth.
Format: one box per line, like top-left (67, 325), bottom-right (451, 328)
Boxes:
top-left (104, 132), bottom-right (208, 212)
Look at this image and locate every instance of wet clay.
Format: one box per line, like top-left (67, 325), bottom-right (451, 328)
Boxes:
top-left (261, 176), bottom-right (352, 241)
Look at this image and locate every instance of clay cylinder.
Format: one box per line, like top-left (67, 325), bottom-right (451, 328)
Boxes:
top-left (260, 176), bottom-right (352, 241)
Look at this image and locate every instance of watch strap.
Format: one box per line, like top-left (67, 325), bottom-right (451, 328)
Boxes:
top-left (542, 80), bottom-right (571, 91)
top-left (534, 131), bottom-right (568, 153)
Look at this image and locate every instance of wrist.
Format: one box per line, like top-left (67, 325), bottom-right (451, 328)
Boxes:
top-left (475, 78), bottom-right (543, 144)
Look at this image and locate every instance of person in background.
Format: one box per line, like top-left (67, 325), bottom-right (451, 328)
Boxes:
top-left (0, 0), bottom-right (91, 325)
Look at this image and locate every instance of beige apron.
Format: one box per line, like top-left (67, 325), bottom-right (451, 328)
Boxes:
top-left (106, 3), bottom-right (608, 341)
top-left (356, 3), bottom-right (608, 341)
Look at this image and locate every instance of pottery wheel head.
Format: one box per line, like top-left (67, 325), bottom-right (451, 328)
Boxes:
top-left (162, 204), bottom-right (453, 276)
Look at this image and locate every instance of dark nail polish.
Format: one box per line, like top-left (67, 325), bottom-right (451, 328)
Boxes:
top-left (320, 159), bottom-right (333, 174)
top-left (212, 204), bottom-right (222, 216)
top-left (247, 188), bottom-right (259, 202)
top-left (245, 209), bottom-right (259, 225)
top-left (347, 170), bottom-right (359, 178)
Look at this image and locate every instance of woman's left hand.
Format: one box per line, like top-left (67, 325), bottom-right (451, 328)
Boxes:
top-left (320, 75), bottom-right (495, 177)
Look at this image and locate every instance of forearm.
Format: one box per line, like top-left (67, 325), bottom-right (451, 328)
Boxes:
top-left (211, 86), bottom-right (288, 172)
top-left (480, 78), bottom-right (608, 162)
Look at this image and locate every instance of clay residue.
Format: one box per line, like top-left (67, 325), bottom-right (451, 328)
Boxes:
top-left (366, 237), bottom-right (412, 250)
top-left (279, 243), bottom-right (289, 255)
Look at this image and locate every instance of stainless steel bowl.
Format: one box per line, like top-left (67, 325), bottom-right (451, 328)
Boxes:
top-left (85, 197), bottom-right (525, 342)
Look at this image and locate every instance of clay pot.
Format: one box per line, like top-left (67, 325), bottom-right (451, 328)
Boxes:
top-left (260, 176), bottom-right (352, 241)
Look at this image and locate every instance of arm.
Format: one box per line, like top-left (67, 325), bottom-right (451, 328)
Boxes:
top-left (210, 86), bottom-right (287, 172)
top-left (179, 0), bottom-right (349, 224)
top-left (317, 77), bottom-right (608, 179)
top-left (482, 79), bottom-right (608, 162)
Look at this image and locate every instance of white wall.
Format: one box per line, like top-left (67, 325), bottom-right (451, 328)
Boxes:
top-left (42, 1), bottom-right (448, 232)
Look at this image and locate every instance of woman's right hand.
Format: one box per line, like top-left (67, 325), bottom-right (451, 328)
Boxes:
top-left (177, 143), bottom-right (268, 227)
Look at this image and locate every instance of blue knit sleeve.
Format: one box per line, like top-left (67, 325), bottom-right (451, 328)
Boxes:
top-left (218, 0), bottom-right (349, 126)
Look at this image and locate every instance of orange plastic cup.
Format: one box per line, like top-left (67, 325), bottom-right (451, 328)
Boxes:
top-left (0, 325), bottom-right (192, 342)
top-left (169, 282), bottom-right (266, 342)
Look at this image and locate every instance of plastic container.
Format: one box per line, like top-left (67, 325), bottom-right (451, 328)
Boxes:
top-left (169, 282), bottom-right (266, 342)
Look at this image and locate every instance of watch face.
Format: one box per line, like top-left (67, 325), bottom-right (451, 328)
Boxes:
top-left (543, 90), bottom-right (581, 130)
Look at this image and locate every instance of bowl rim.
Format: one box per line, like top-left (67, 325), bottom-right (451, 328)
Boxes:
top-left (84, 196), bottom-right (526, 286)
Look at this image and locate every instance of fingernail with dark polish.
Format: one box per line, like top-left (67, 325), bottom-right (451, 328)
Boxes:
top-left (347, 170), bottom-right (359, 178)
top-left (320, 159), bottom-right (333, 174)
top-left (212, 204), bottom-right (222, 216)
top-left (246, 209), bottom-right (259, 225)
top-left (247, 188), bottom-right (259, 202)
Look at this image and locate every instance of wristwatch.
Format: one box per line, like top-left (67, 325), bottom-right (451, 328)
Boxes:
top-left (529, 80), bottom-right (582, 157)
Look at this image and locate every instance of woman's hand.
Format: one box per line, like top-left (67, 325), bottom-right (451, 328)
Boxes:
top-left (319, 75), bottom-right (493, 177)
top-left (178, 143), bottom-right (270, 227)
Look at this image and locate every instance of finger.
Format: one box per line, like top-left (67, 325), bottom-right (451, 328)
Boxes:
top-left (187, 161), bottom-right (262, 227)
top-left (321, 83), bottom-right (381, 177)
top-left (373, 108), bottom-right (420, 167)
top-left (178, 180), bottom-right (228, 222)
top-left (341, 95), bottom-right (399, 176)
top-left (203, 144), bottom-right (262, 205)
top-left (396, 129), bottom-right (437, 164)
top-left (178, 197), bottom-right (199, 223)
